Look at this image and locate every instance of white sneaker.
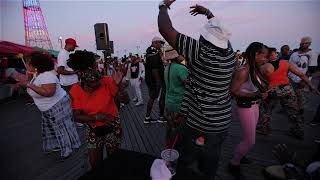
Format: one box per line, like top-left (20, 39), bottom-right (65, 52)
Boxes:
top-left (135, 101), bottom-right (144, 106)
top-left (132, 97), bottom-right (138, 102)
top-left (120, 103), bottom-right (125, 108)
top-left (76, 122), bottom-right (84, 128)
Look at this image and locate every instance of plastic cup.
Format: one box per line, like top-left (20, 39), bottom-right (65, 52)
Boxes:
top-left (161, 149), bottom-right (179, 176)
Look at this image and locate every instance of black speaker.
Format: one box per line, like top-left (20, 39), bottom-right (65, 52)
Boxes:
top-left (94, 23), bottom-right (109, 50)
top-left (109, 41), bottom-right (114, 54)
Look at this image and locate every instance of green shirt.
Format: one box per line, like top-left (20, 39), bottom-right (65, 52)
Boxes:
top-left (164, 63), bottom-right (188, 112)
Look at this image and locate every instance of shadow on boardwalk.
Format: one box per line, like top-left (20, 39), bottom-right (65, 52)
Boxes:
top-left (1, 81), bottom-right (319, 180)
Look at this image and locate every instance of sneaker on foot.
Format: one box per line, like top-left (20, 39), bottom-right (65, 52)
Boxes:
top-left (157, 116), bottom-right (167, 123)
top-left (52, 147), bottom-right (61, 152)
top-left (132, 97), bottom-right (138, 102)
top-left (76, 122), bottom-right (84, 128)
top-left (144, 116), bottom-right (156, 124)
top-left (310, 118), bottom-right (320, 126)
top-left (135, 101), bottom-right (144, 106)
top-left (120, 103), bottom-right (125, 108)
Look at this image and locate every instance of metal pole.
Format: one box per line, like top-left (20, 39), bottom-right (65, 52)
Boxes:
top-left (58, 36), bottom-right (63, 49)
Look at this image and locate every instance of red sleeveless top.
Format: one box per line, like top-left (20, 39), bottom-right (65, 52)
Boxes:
top-left (267, 60), bottom-right (290, 87)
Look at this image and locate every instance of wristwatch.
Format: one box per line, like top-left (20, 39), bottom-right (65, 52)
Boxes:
top-left (159, 1), bottom-right (170, 9)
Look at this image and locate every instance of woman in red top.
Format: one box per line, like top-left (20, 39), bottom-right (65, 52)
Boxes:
top-left (67, 50), bottom-right (124, 168)
top-left (259, 47), bottom-right (319, 139)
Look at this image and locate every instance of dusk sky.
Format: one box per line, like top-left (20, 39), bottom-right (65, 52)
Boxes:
top-left (1, 0), bottom-right (320, 57)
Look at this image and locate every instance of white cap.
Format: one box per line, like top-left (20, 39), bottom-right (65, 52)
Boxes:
top-left (300, 36), bottom-right (312, 44)
top-left (200, 18), bottom-right (231, 49)
top-left (152, 37), bottom-right (165, 43)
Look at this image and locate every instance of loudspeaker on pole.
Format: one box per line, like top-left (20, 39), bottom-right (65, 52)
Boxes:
top-left (94, 23), bottom-right (110, 50)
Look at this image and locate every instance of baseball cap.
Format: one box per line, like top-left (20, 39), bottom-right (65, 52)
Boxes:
top-left (300, 36), bottom-right (312, 44)
top-left (152, 37), bottom-right (165, 44)
top-left (65, 38), bottom-right (79, 47)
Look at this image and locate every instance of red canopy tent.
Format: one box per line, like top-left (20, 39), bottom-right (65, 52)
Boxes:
top-left (0, 41), bottom-right (57, 64)
top-left (0, 41), bottom-right (36, 56)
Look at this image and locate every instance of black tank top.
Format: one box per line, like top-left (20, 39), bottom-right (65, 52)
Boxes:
top-left (130, 63), bottom-right (139, 79)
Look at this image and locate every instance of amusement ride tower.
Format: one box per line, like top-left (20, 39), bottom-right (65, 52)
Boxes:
top-left (22, 0), bottom-right (53, 49)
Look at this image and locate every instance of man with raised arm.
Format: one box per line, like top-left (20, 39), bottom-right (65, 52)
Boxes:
top-left (158, 1), bottom-right (236, 179)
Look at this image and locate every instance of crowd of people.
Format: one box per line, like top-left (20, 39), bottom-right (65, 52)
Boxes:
top-left (1, 0), bottom-right (319, 179)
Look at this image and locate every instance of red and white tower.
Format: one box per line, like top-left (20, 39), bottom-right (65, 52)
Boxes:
top-left (23, 0), bottom-right (53, 49)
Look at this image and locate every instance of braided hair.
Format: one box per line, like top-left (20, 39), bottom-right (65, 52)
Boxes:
top-left (245, 42), bottom-right (269, 92)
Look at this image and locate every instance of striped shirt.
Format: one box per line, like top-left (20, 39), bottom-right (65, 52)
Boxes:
top-left (176, 33), bottom-right (236, 133)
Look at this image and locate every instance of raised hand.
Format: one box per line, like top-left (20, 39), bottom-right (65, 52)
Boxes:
top-left (112, 64), bottom-right (125, 85)
top-left (190, 4), bottom-right (209, 16)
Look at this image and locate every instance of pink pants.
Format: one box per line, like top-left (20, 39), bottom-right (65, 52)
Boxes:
top-left (231, 104), bottom-right (259, 165)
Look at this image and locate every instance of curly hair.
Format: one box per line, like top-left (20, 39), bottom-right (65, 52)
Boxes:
top-left (29, 51), bottom-right (54, 73)
top-left (67, 50), bottom-right (96, 71)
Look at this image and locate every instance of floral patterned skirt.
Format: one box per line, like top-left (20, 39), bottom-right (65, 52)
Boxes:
top-left (86, 118), bottom-right (122, 153)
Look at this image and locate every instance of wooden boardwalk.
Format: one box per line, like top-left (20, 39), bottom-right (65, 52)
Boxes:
top-left (1, 80), bottom-right (319, 180)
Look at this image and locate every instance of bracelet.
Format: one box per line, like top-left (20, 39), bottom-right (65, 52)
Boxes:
top-left (205, 9), bottom-right (212, 17)
top-left (159, 1), bottom-right (170, 10)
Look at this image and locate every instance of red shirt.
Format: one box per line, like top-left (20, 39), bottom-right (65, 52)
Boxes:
top-left (70, 77), bottom-right (118, 126)
top-left (267, 60), bottom-right (290, 87)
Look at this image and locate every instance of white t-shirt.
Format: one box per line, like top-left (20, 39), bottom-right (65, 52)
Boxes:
top-left (288, 50), bottom-right (318, 83)
top-left (57, 49), bottom-right (78, 86)
top-left (27, 71), bottom-right (67, 111)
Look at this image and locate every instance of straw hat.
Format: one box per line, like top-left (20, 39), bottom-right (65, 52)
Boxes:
top-left (163, 46), bottom-right (180, 61)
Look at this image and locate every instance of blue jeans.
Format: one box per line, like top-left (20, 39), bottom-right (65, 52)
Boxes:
top-left (175, 123), bottom-right (228, 179)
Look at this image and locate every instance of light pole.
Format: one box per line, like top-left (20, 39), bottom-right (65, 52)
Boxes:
top-left (58, 36), bottom-right (63, 49)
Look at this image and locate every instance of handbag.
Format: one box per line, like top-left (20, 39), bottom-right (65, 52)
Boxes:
top-left (236, 96), bottom-right (259, 108)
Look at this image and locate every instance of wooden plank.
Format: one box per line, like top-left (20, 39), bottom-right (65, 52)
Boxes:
top-left (128, 84), bottom-right (166, 156)
top-left (126, 83), bottom-right (163, 155)
top-left (126, 102), bottom-right (161, 156)
top-left (1, 82), bottom-right (319, 180)
top-left (122, 104), bottom-right (148, 153)
top-left (120, 103), bottom-right (146, 153)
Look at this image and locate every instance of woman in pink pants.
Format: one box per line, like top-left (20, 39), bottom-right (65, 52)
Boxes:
top-left (229, 42), bottom-right (269, 179)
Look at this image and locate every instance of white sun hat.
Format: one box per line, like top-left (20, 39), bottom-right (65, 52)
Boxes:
top-left (200, 17), bottom-right (231, 49)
